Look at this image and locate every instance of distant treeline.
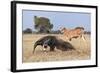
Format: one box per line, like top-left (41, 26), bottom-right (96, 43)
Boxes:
top-left (23, 28), bottom-right (61, 34)
top-left (23, 28), bottom-right (91, 34)
top-left (84, 31), bottom-right (91, 34)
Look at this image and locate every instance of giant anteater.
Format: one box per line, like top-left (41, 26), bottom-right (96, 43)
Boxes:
top-left (33, 36), bottom-right (75, 53)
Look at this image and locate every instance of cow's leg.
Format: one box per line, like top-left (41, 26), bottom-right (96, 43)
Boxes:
top-left (80, 34), bottom-right (86, 42)
top-left (69, 38), bottom-right (72, 41)
top-left (82, 35), bottom-right (88, 48)
top-left (68, 36), bottom-right (72, 41)
top-left (65, 36), bottom-right (71, 42)
top-left (82, 35), bottom-right (86, 41)
top-left (79, 34), bottom-right (87, 49)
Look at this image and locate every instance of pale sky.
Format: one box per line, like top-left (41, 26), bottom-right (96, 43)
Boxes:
top-left (22, 10), bottom-right (91, 31)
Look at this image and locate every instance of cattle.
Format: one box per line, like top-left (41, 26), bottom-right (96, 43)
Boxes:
top-left (60, 27), bottom-right (86, 41)
top-left (33, 36), bottom-right (75, 53)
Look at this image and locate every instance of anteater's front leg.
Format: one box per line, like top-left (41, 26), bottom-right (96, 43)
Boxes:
top-left (50, 46), bottom-right (55, 51)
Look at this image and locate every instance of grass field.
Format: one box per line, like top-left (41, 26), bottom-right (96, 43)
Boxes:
top-left (22, 34), bottom-right (91, 63)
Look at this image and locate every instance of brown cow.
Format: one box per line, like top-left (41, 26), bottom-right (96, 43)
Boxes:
top-left (60, 27), bottom-right (86, 41)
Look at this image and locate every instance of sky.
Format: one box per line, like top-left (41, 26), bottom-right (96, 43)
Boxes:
top-left (22, 10), bottom-right (91, 31)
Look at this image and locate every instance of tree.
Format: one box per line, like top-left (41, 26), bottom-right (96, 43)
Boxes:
top-left (34, 16), bottom-right (53, 33)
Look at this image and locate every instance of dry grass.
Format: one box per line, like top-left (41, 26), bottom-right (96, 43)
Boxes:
top-left (22, 34), bottom-right (91, 63)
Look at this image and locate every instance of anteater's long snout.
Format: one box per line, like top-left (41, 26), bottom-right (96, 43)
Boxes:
top-left (33, 41), bottom-right (38, 54)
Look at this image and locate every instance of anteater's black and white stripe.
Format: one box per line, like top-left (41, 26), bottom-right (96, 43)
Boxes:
top-left (33, 36), bottom-right (75, 53)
